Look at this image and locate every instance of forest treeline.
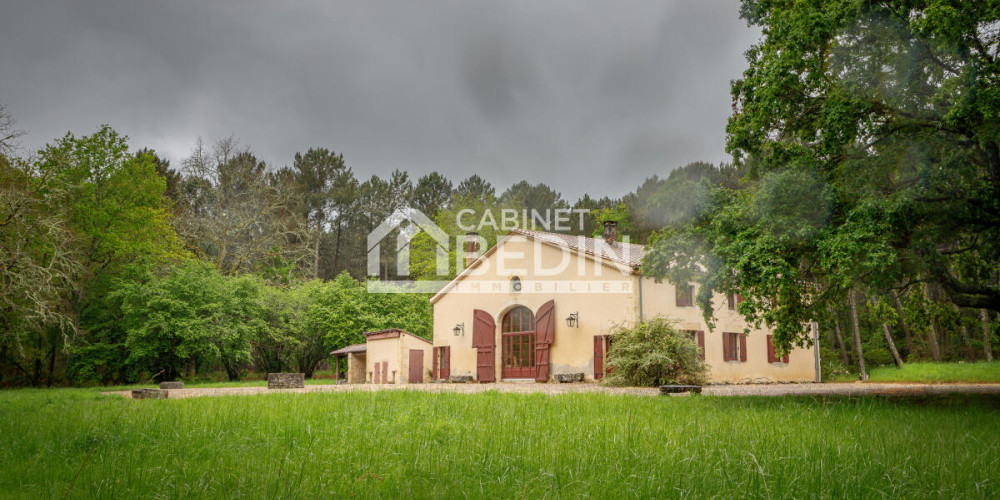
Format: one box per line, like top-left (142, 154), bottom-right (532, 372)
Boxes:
top-left (0, 104), bottom-right (704, 386)
top-left (3, 1), bottom-right (999, 386)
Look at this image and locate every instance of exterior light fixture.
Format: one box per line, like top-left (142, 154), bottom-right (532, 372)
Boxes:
top-left (565, 312), bottom-right (579, 328)
top-left (453, 322), bottom-right (465, 336)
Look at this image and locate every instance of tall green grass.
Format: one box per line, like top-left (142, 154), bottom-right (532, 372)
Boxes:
top-left (833, 361), bottom-right (1000, 383)
top-left (0, 389), bottom-right (998, 498)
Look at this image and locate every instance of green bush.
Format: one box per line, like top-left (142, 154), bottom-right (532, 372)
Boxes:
top-left (603, 317), bottom-right (708, 387)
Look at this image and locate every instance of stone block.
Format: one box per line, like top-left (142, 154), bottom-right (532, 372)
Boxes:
top-left (158, 381), bottom-right (184, 389)
top-left (132, 389), bottom-right (168, 399)
top-left (448, 375), bottom-right (474, 383)
top-left (555, 373), bottom-right (585, 383)
top-left (267, 372), bottom-right (305, 389)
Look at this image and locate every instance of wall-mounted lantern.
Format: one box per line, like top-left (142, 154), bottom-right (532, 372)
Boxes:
top-left (565, 312), bottom-right (579, 328)
top-left (453, 322), bottom-right (465, 336)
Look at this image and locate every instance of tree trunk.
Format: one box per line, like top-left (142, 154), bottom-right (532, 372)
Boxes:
top-left (46, 343), bottom-right (57, 388)
top-left (892, 289), bottom-right (915, 359)
top-left (833, 320), bottom-right (850, 365)
top-left (982, 309), bottom-right (994, 362)
top-left (882, 323), bottom-right (903, 368)
top-left (313, 215), bottom-right (323, 280)
top-left (924, 283), bottom-right (942, 361)
top-left (849, 289), bottom-right (868, 381)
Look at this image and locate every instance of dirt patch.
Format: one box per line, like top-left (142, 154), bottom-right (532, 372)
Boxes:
top-left (105, 382), bottom-right (1000, 400)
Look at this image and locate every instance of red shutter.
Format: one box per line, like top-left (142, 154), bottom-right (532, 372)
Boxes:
top-left (767, 335), bottom-right (776, 363)
top-left (739, 335), bottom-right (747, 362)
top-left (534, 300), bottom-right (555, 382)
top-left (697, 331), bottom-right (705, 360)
top-left (723, 333), bottom-right (731, 361)
top-left (444, 346), bottom-right (451, 379)
top-left (473, 309), bottom-right (495, 382)
top-left (373, 363), bottom-right (380, 384)
top-left (594, 336), bottom-right (604, 380)
top-left (432, 347), bottom-right (439, 379)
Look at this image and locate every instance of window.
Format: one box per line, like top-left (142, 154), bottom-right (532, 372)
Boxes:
top-left (685, 330), bottom-right (705, 360)
top-left (723, 332), bottom-right (746, 362)
top-left (766, 335), bottom-right (789, 364)
top-left (502, 306), bottom-right (535, 378)
top-left (510, 276), bottom-right (522, 293)
top-left (676, 285), bottom-right (694, 307)
top-left (727, 293), bottom-right (743, 310)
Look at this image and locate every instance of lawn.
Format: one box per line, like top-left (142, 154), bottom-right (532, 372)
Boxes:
top-left (832, 361), bottom-right (1000, 383)
top-left (1, 389), bottom-right (998, 499)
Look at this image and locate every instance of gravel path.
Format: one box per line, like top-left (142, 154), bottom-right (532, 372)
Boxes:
top-left (108, 382), bottom-right (1000, 400)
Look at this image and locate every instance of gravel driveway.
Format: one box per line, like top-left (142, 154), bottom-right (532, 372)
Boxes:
top-left (110, 382), bottom-right (1000, 399)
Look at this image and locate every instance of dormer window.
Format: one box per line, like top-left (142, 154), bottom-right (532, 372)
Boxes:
top-left (510, 276), bottom-right (522, 293)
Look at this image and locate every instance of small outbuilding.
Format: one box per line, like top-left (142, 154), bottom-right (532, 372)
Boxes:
top-left (360, 329), bottom-right (433, 384)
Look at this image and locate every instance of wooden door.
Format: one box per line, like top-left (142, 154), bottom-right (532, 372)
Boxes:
top-left (534, 300), bottom-right (555, 382)
top-left (473, 309), bottom-right (496, 382)
top-left (373, 362), bottom-right (380, 384)
top-left (408, 350), bottom-right (423, 383)
top-left (435, 346), bottom-right (450, 380)
top-left (382, 361), bottom-right (389, 384)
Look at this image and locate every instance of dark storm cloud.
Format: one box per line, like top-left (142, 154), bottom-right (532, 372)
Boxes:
top-left (0, 0), bottom-right (759, 199)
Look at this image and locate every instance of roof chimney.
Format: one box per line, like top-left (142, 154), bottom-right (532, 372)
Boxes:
top-left (603, 220), bottom-right (618, 245)
top-left (464, 232), bottom-right (480, 268)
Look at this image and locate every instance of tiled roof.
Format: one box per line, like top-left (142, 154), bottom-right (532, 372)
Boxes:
top-left (330, 343), bottom-right (366, 355)
top-left (509, 229), bottom-right (646, 269)
top-left (363, 328), bottom-right (409, 337)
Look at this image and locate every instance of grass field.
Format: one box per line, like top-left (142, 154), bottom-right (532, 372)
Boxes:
top-left (1, 389), bottom-right (998, 498)
top-left (832, 361), bottom-right (1000, 383)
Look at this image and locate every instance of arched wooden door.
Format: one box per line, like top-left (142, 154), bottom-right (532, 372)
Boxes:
top-left (473, 309), bottom-right (496, 382)
top-left (501, 306), bottom-right (536, 378)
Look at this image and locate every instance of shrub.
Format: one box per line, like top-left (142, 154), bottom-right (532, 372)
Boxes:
top-left (603, 317), bottom-right (708, 387)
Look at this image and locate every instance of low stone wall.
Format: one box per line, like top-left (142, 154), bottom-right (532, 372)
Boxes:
top-left (132, 389), bottom-right (168, 399)
top-left (267, 373), bottom-right (305, 389)
top-left (159, 381), bottom-right (184, 389)
top-left (448, 375), bottom-right (474, 383)
top-left (555, 373), bottom-right (585, 383)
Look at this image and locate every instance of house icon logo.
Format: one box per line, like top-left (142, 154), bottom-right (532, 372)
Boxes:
top-left (368, 208), bottom-right (450, 278)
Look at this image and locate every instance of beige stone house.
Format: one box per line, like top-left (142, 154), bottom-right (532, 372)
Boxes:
top-left (428, 222), bottom-right (818, 384)
top-left (331, 328), bottom-right (433, 384)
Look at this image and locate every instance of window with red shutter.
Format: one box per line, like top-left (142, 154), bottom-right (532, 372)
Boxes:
top-left (766, 335), bottom-right (790, 364)
top-left (739, 335), bottom-right (747, 362)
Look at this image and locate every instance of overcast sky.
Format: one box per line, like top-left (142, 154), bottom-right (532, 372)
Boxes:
top-left (0, 1), bottom-right (760, 199)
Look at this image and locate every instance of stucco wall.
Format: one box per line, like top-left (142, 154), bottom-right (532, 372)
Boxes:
top-left (639, 278), bottom-right (817, 383)
top-left (432, 235), bottom-right (637, 381)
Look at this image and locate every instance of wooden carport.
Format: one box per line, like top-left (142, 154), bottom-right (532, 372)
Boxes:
top-left (329, 344), bottom-right (367, 384)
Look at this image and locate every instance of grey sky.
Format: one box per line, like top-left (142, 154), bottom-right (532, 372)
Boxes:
top-left (0, 1), bottom-right (759, 199)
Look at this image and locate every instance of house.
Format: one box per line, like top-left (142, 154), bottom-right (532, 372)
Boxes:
top-left (428, 221), bottom-right (818, 384)
top-left (331, 328), bottom-right (433, 384)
